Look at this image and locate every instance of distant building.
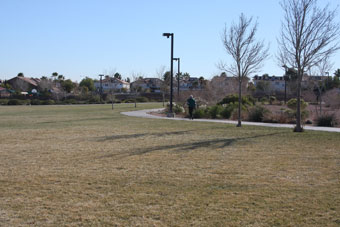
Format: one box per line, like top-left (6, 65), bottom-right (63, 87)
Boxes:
top-left (0, 87), bottom-right (11, 98)
top-left (94, 76), bottom-right (130, 92)
top-left (177, 77), bottom-right (203, 91)
top-left (7, 76), bottom-right (40, 92)
top-left (209, 74), bottom-right (248, 94)
top-left (130, 78), bottom-right (163, 93)
top-left (253, 75), bottom-right (286, 92)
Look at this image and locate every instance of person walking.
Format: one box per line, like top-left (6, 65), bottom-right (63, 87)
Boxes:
top-left (187, 95), bottom-right (196, 120)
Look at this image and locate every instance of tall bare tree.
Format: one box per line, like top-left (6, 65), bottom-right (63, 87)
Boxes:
top-left (278, 0), bottom-right (340, 132)
top-left (219, 13), bottom-right (269, 127)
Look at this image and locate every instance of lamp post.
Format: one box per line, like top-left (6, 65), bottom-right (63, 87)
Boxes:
top-left (173, 57), bottom-right (180, 98)
top-left (99, 74), bottom-right (104, 102)
top-left (163, 33), bottom-right (174, 117)
top-left (325, 71), bottom-right (330, 89)
top-left (282, 65), bottom-right (288, 104)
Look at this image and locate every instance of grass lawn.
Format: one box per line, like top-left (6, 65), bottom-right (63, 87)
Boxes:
top-left (0, 103), bottom-right (339, 226)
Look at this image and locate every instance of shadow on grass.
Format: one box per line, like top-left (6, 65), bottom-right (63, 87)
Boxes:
top-left (99, 132), bottom-right (284, 159)
top-left (98, 130), bottom-right (195, 141)
top-left (39, 117), bottom-right (115, 124)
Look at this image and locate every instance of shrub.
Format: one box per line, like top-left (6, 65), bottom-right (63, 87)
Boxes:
top-left (248, 105), bottom-right (270, 122)
top-left (287, 98), bottom-right (308, 110)
top-left (193, 108), bottom-right (207, 119)
top-left (42, 100), bottom-right (55, 105)
top-left (260, 97), bottom-right (269, 104)
top-left (136, 97), bottom-right (149, 102)
top-left (173, 104), bottom-right (184, 114)
top-left (218, 94), bottom-right (253, 106)
top-left (64, 99), bottom-right (77, 104)
top-left (207, 105), bottom-right (223, 119)
top-left (269, 96), bottom-right (276, 104)
top-left (220, 105), bottom-right (235, 119)
top-left (30, 99), bottom-right (42, 105)
top-left (0, 99), bottom-right (9, 105)
top-left (123, 99), bottom-right (136, 103)
top-left (316, 114), bottom-right (338, 127)
top-left (89, 96), bottom-right (100, 104)
top-left (7, 99), bottom-right (23, 105)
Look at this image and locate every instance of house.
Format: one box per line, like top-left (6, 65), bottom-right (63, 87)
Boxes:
top-left (94, 76), bottom-right (130, 92)
top-left (130, 78), bottom-right (163, 93)
top-left (177, 77), bottom-right (203, 91)
top-left (0, 87), bottom-right (11, 98)
top-left (7, 76), bottom-right (40, 92)
top-left (209, 74), bottom-right (249, 94)
top-left (253, 75), bottom-right (286, 93)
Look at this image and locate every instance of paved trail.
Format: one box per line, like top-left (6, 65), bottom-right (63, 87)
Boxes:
top-left (121, 108), bottom-right (340, 133)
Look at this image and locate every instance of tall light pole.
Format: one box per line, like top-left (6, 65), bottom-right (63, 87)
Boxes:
top-left (173, 58), bottom-right (180, 98)
top-left (99, 74), bottom-right (104, 102)
top-left (163, 33), bottom-right (174, 117)
top-left (282, 65), bottom-right (288, 104)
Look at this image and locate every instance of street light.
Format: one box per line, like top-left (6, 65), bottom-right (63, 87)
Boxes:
top-left (99, 74), bottom-right (104, 102)
top-left (163, 33), bottom-right (174, 117)
top-left (282, 65), bottom-right (288, 104)
top-left (173, 57), bottom-right (180, 98)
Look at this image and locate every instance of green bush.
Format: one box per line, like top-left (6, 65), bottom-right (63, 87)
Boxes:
top-left (136, 97), bottom-right (149, 102)
top-left (89, 96), bottom-right (100, 104)
top-left (260, 97), bottom-right (269, 104)
top-left (287, 98), bottom-right (308, 110)
top-left (316, 114), bottom-right (338, 127)
top-left (30, 99), bottom-right (42, 105)
top-left (173, 104), bottom-right (184, 114)
top-left (7, 99), bottom-right (23, 105)
top-left (269, 96), bottom-right (276, 104)
top-left (284, 109), bottom-right (309, 123)
top-left (0, 99), bottom-right (9, 105)
top-left (193, 108), bottom-right (207, 119)
top-left (64, 99), bottom-right (77, 104)
top-left (218, 94), bottom-right (253, 106)
top-left (248, 105), bottom-right (270, 122)
top-left (220, 105), bottom-right (235, 119)
top-left (123, 99), bottom-right (136, 103)
top-left (207, 105), bottom-right (223, 119)
top-left (42, 100), bottom-right (55, 105)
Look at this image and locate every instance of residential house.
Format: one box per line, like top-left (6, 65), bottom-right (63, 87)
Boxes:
top-left (209, 74), bottom-right (249, 94)
top-left (7, 76), bottom-right (40, 92)
top-left (253, 75), bottom-right (286, 93)
top-left (177, 77), bottom-right (203, 91)
top-left (94, 76), bottom-right (130, 93)
top-left (0, 87), bottom-right (11, 98)
top-left (130, 78), bottom-right (163, 93)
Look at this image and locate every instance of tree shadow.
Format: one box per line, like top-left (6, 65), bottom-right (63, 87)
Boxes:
top-left (98, 132), bottom-right (285, 159)
top-left (39, 117), bottom-right (114, 124)
top-left (98, 130), bottom-right (195, 141)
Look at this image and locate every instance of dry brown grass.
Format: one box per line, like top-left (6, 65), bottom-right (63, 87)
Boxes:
top-left (0, 104), bottom-right (339, 226)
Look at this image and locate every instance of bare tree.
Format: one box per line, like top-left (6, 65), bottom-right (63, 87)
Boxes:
top-left (156, 66), bottom-right (167, 106)
top-left (309, 57), bottom-right (333, 115)
top-left (219, 13), bottom-right (269, 127)
top-left (278, 0), bottom-right (340, 132)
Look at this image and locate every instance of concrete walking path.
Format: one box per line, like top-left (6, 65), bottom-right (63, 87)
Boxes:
top-left (121, 108), bottom-right (340, 133)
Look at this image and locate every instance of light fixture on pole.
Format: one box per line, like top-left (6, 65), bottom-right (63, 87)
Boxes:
top-left (173, 57), bottom-right (180, 98)
top-left (163, 33), bottom-right (174, 117)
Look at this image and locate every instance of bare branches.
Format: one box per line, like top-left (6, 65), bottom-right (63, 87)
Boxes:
top-left (278, 0), bottom-right (340, 74)
top-left (220, 13), bottom-right (269, 127)
top-left (278, 0), bottom-right (340, 132)
top-left (220, 14), bottom-right (269, 80)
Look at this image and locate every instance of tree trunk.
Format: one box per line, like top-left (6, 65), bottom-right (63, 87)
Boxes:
top-left (237, 79), bottom-right (242, 127)
top-left (295, 81), bottom-right (303, 132)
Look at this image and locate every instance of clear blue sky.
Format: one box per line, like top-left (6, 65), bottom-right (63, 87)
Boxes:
top-left (0, 0), bottom-right (339, 82)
